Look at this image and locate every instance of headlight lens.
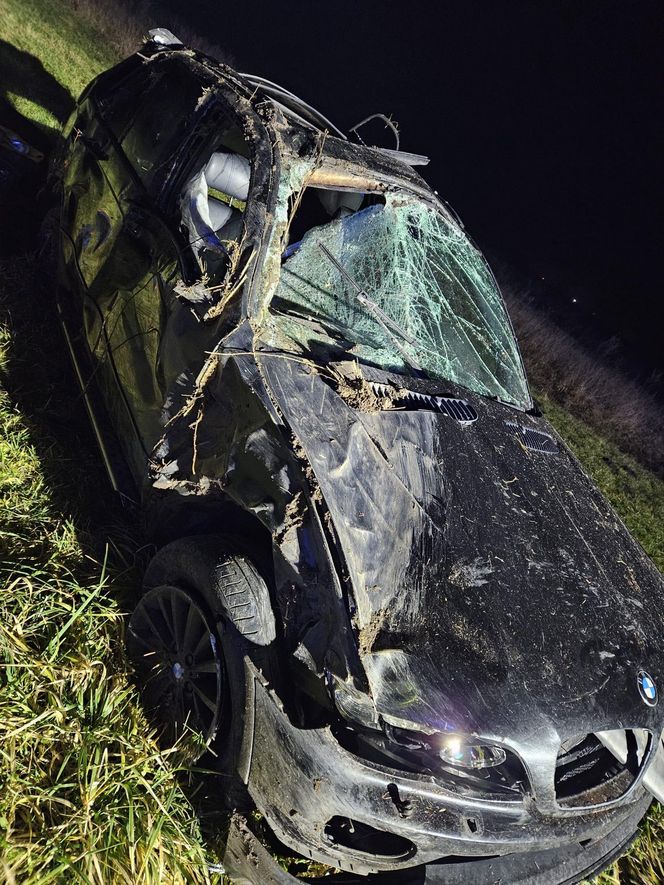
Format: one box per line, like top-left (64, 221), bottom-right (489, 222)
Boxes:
top-left (439, 736), bottom-right (507, 769)
top-left (330, 677), bottom-right (509, 771)
top-left (330, 675), bottom-right (379, 729)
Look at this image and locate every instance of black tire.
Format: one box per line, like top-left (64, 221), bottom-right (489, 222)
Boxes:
top-left (128, 534), bottom-right (279, 777)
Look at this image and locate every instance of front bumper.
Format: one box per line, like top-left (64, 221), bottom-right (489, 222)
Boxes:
top-left (244, 671), bottom-right (650, 876)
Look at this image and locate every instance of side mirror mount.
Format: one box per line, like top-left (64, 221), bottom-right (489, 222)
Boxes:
top-left (145, 28), bottom-right (183, 49)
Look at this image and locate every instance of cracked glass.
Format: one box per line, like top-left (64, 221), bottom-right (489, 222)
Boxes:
top-left (268, 191), bottom-right (531, 409)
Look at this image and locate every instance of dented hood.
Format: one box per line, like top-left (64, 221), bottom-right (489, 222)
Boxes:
top-left (261, 355), bottom-right (664, 742)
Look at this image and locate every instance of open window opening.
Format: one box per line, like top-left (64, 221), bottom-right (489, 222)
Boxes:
top-left (179, 126), bottom-right (252, 285)
top-left (283, 186), bottom-right (385, 257)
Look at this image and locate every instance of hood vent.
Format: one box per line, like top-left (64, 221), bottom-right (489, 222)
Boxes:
top-left (506, 422), bottom-right (558, 454)
top-left (370, 383), bottom-right (478, 424)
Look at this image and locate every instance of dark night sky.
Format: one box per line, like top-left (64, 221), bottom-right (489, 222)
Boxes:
top-left (164, 0), bottom-right (662, 373)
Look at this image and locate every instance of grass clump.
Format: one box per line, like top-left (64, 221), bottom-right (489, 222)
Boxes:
top-left (0, 572), bottom-right (211, 884)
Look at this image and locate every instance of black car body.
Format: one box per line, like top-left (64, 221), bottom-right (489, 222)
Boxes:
top-left (49, 30), bottom-right (664, 883)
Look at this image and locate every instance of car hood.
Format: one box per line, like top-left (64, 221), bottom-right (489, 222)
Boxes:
top-left (260, 355), bottom-right (664, 743)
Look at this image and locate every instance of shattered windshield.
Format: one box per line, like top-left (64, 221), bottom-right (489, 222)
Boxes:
top-left (268, 191), bottom-right (531, 409)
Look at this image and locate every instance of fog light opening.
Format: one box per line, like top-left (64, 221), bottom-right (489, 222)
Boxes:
top-left (323, 816), bottom-right (416, 860)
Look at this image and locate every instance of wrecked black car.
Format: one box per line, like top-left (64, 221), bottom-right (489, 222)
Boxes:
top-left (48, 28), bottom-right (664, 883)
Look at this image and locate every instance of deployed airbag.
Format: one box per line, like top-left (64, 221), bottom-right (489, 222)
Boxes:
top-left (205, 151), bottom-right (250, 200)
top-left (180, 150), bottom-right (250, 256)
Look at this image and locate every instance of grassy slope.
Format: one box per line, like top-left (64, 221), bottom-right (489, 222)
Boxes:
top-left (0, 0), bottom-right (663, 881)
top-left (1, 0), bottom-right (115, 131)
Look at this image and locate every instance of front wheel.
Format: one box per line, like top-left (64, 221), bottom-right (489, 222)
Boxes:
top-left (126, 535), bottom-right (278, 770)
top-left (126, 583), bottom-right (224, 748)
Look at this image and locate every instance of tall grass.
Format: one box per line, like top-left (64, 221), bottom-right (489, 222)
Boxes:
top-left (0, 571), bottom-right (212, 884)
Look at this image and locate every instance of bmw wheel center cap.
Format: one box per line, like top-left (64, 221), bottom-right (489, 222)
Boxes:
top-left (637, 670), bottom-right (658, 706)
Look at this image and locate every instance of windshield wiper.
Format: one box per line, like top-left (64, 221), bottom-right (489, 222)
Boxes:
top-left (317, 242), bottom-right (423, 372)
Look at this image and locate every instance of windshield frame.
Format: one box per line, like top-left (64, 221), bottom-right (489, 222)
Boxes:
top-left (252, 152), bottom-right (533, 411)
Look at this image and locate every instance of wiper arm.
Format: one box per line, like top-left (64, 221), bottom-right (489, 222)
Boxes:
top-left (318, 242), bottom-right (423, 372)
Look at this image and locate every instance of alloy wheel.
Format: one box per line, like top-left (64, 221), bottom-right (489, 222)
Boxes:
top-left (127, 585), bottom-right (223, 746)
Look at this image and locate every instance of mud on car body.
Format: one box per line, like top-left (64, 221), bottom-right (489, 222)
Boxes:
top-left (48, 28), bottom-right (664, 883)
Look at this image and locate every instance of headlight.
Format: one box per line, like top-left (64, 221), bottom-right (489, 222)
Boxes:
top-left (329, 674), bottom-right (379, 729)
top-left (439, 735), bottom-right (507, 769)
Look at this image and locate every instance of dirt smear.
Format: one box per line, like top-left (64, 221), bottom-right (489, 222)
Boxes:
top-left (326, 361), bottom-right (402, 413)
top-left (358, 608), bottom-right (388, 656)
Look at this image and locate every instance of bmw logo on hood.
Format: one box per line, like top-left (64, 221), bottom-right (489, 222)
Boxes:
top-left (637, 670), bottom-right (658, 706)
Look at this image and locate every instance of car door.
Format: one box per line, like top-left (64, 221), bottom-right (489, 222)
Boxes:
top-left (60, 90), bottom-right (151, 472)
top-left (61, 56), bottom-right (211, 475)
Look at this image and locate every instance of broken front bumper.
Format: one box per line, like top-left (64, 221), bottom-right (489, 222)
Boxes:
top-left (244, 672), bottom-right (650, 877)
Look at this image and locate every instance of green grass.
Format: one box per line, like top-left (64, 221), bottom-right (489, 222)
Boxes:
top-left (0, 570), bottom-right (211, 884)
top-left (1, 0), bottom-right (115, 133)
top-left (1, 1), bottom-right (663, 881)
